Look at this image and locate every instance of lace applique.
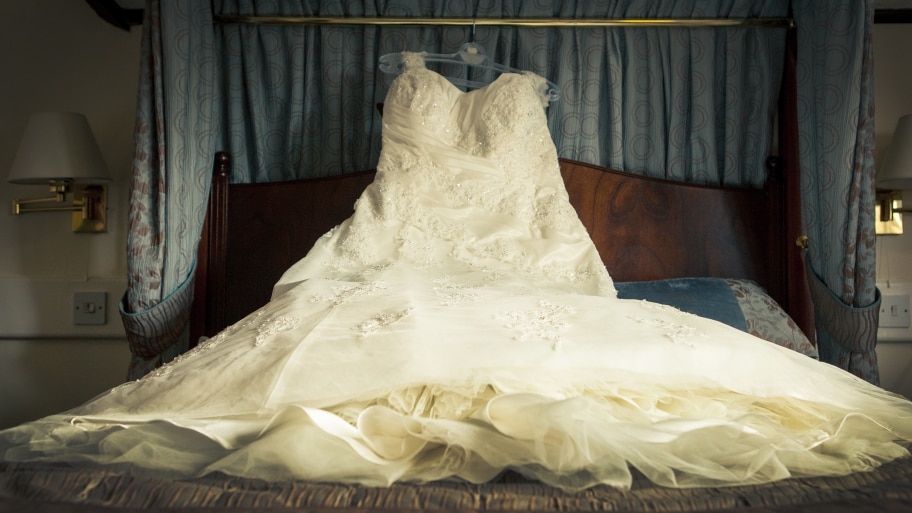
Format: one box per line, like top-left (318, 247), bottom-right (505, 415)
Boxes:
top-left (476, 75), bottom-right (550, 166)
top-left (337, 224), bottom-right (379, 266)
top-left (206, 309), bottom-right (264, 344)
top-left (628, 301), bottom-right (703, 347)
top-left (446, 174), bottom-right (497, 208)
top-left (354, 307), bottom-right (414, 337)
top-left (497, 299), bottom-right (575, 350)
top-left (457, 265), bottom-right (509, 285)
top-left (398, 236), bottom-right (436, 269)
top-left (323, 258), bottom-right (392, 280)
top-left (388, 68), bottom-right (453, 139)
top-left (534, 189), bottom-right (579, 232)
top-left (638, 300), bottom-right (700, 318)
top-left (538, 261), bottom-right (601, 286)
top-left (254, 316), bottom-right (300, 347)
top-left (400, 52), bottom-right (426, 71)
top-left (475, 238), bottom-right (526, 264)
top-left (145, 309), bottom-right (268, 379)
top-left (433, 276), bottom-right (482, 306)
top-left (311, 282), bottom-right (388, 307)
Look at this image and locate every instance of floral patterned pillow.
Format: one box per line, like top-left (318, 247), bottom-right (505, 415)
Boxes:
top-left (725, 279), bottom-right (817, 359)
top-left (615, 278), bottom-right (817, 359)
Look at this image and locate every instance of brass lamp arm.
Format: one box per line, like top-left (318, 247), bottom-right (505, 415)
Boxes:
top-left (11, 192), bottom-right (67, 214)
top-left (9, 184), bottom-right (106, 233)
top-left (14, 204), bottom-right (86, 214)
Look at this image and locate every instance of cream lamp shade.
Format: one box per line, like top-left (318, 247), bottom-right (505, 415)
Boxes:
top-left (7, 112), bottom-right (111, 185)
top-left (7, 112), bottom-right (111, 233)
top-left (878, 114), bottom-right (912, 191)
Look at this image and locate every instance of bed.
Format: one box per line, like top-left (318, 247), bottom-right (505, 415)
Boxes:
top-left (0, 5), bottom-right (905, 509)
top-left (1, 152), bottom-right (910, 513)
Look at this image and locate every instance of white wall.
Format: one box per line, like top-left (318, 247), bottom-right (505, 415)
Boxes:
top-left (874, 23), bottom-right (912, 400)
top-left (0, 1), bottom-right (139, 428)
top-left (874, 24), bottom-right (912, 285)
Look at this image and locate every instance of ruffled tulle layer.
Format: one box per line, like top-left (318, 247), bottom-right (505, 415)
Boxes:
top-left (4, 373), bottom-right (910, 491)
top-left (5, 268), bottom-right (912, 491)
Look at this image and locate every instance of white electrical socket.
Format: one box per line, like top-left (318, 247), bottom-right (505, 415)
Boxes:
top-left (881, 295), bottom-right (911, 329)
top-left (73, 291), bottom-right (107, 325)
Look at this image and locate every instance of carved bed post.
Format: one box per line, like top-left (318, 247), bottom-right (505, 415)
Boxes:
top-left (190, 151), bottom-right (230, 346)
top-left (778, 23), bottom-right (816, 344)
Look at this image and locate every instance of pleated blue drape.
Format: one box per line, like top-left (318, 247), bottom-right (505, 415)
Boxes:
top-left (120, 0), bottom-right (219, 379)
top-left (216, 0), bottom-right (787, 186)
top-left (793, 2), bottom-right (880, 382)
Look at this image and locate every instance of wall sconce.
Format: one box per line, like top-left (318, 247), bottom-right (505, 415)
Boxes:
top-left (7, 112), bottom-right (111, 233)
top-left (876, 114), bottom-right (912, 236)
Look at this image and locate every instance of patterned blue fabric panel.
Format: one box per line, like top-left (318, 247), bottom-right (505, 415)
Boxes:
top-left (616, 278), bottom-right (748, 332)
top-left (792, 1), bottom-right (877, 308)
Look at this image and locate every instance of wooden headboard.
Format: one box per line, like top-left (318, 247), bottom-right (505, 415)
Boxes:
top-left (190, 152), bottom-right (795, 344)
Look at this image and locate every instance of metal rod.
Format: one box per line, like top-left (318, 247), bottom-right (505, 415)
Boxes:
top-left (214, 15), bottom-right (794, 29)
top-left (13, 204), bottom-right (83, 214)
top-left (14, 195), bottom-right (64, 206)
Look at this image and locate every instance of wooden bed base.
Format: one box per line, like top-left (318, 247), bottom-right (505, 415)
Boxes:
top-left (190, 152), bottom-right (795, 344)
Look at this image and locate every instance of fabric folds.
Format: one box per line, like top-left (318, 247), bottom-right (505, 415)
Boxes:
top-left (2, 54), bottom-right (910, 493)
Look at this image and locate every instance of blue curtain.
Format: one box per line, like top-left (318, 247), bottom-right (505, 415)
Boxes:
top-left (215, 0), bottom-right (787, 187)
top-left (122, 0), bottom-right (879, 384)
top-left (120, 0), bottom-right (219, 379)
top-left (793, 1), bottom-right (880, 383)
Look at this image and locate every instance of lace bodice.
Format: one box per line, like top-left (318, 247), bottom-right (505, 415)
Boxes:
top-left (384, 52), bottom-right (551, 158)
top-left (275, 55), bottom-right (614, 297)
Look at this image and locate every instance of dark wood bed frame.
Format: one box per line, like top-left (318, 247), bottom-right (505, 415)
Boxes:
top-left (190, 152), bottom-right (802, 345)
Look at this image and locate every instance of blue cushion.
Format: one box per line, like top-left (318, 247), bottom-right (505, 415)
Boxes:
top-left (615, 278), bottom-right (748, 332)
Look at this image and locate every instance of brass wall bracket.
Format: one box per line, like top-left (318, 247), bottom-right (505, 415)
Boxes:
top-left (876, 192), bottom-right (904, 236)
top-left (11, 183), bottom-right (107, 233)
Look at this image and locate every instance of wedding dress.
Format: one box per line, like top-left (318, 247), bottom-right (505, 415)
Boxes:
top-left (2, 53), bottom-right (911, 491)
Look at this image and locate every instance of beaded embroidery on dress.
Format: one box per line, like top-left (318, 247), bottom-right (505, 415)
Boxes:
top-left (273, 51), bottom-right (614, 298)
top-left (2, 54), bottom-right (912, 492)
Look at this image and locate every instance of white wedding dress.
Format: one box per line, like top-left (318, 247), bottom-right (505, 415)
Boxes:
top-left (3, 54), bottom-right (911, 491)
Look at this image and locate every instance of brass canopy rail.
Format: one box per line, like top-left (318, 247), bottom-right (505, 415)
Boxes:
top-left (213, 15), bottom-right (795, 29)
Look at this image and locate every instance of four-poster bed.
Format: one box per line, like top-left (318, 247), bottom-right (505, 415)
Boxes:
top-left (193, 10), bottom-right (814, 347)
top-left (2, 10), bottom-right (907, 513)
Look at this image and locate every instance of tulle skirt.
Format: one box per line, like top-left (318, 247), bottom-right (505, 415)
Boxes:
top-left (3, 266), bottom-right (911, 490)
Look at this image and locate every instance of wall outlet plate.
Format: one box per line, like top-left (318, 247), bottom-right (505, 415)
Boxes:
top-left (881, 294), bottom-right (911, 329)
top-left (73, 291), bottom-right (107, 325)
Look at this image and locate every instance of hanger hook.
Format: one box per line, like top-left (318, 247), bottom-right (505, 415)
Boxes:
top-left (471, 18), bottom-right (476, 43)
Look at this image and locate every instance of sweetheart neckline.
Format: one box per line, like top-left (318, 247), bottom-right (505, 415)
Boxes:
top-left (404, 64), bottom-right (539, 99)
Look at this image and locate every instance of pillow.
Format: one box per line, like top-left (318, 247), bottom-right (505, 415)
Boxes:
top-left (615, 278), bottom-right (747, 330)
top-left (615, 278), bottom-right (817, 359)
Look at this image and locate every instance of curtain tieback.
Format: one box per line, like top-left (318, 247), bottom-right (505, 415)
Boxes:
top-left (119, 275), bottom-right (195, 359)
top-left (806, 267), bottom-right (881, 354)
